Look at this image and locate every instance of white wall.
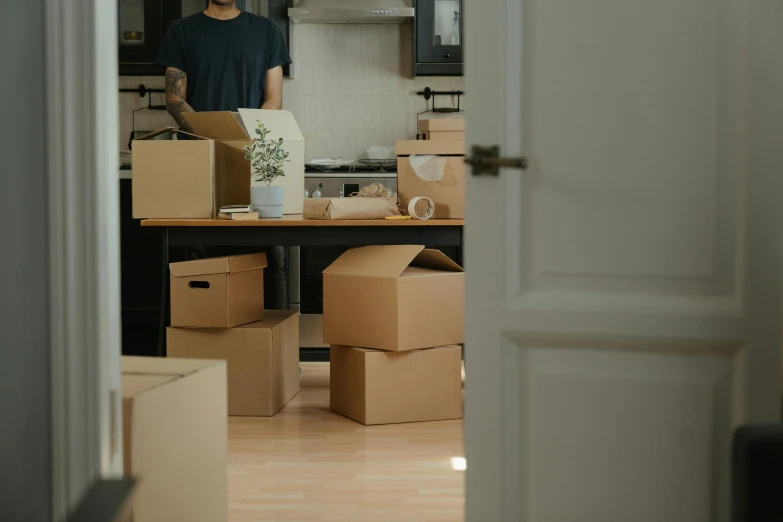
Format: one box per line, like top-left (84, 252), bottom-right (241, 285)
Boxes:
top-left (119, 23), bottom-right (466, 160)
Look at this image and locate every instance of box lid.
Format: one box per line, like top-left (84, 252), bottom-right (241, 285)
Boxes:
top-left (170, 253), bottom-right (268, 278)
top-left (418, 119), bottom-right (465, 132)
top-left (134, 126), bottom-right (210, 141)
top-left (121, 356), bottom-right (224, 398)
top-left (122, 374), bottom-right (179, 399)
top-left (122, 355), bottom-right (221, 375)
top-left (395, 140), bottom-right (465, 156)
top-left (323, 245), bottom-right (463, 279)
top-left (237, 309), bottom-right (298, 330)
top-left (182, 112), bottom-right (249, 140)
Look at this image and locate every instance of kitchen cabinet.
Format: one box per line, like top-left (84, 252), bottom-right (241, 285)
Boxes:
top-left (414, 0), bottom-right (463, 76)
top-left (119, 0), bottom-right (291, 76)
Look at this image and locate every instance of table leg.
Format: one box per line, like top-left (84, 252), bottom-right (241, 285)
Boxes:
top-left (157, 227), bottom-right (169, 357)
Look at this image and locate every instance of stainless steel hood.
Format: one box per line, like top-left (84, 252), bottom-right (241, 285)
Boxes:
top-left (288, 0), bottom-right (414, 24)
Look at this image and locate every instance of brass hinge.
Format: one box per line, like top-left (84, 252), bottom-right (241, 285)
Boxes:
top-left (465, 145), bottom-right (529, 176)
top-left (110, 389), bottom-right (118, 458)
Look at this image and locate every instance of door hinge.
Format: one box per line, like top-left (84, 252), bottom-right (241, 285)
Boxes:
top-left (110, 389), bottom-right (118, 458)
top-left (465, 145), bottom-right (529, 176)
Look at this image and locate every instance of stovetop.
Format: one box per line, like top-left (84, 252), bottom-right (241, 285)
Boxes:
top-left (304, 164), bottom-right (396, 175)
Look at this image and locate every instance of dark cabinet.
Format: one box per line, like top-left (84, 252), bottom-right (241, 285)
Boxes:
top-left (414, 0), bottom-right (463, 76)
top-left (119, 0), bottom-right (291, 76)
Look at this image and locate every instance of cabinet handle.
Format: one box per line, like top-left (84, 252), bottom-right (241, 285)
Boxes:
top-left (444, 52), bottom-right (451, 59)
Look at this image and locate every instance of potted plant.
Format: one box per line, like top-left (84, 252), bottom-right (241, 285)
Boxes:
top-left (244, 120), bottom-right (290, 218)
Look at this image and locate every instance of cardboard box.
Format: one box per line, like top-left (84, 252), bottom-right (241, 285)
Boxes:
top-left (418, 118), bottom-right (465, 141)
top-left (323, 245), bottom-right (464, 352)
top-left (167, 310), bottom-right (300, 416)
top-left (396, 140), bottom-right (465, 219)
top-left (132, 127), bottom-right (250, 219)
top-left (122, 356), bottom-right (227, 522)
top-left (184, 110), bottom-right (309, 215)
top-left (330, 345), bottom-right (463, 425)
top-left (170, 253), bottom-right (267, 328)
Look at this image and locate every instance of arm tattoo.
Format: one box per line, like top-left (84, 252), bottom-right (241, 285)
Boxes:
top-left (164, 67), bottom-right (195, 133)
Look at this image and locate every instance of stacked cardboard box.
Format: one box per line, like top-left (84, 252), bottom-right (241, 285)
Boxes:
top-left (323, 245), bottom-right (464, 425)
top-left (165, 253), bottom-right (301, 416)
top-left (418, 118), bottom-right (465, 141)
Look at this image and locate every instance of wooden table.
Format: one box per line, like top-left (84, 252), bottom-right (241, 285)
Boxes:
top-left (141, 216), bottom-right (465, 355)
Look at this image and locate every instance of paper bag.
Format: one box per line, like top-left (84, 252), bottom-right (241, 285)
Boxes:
top-left (303, 198), bottom-right (401, 220)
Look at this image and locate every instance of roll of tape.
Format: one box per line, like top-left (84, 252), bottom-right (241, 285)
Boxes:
top-left (408, 197), bottom-right (435, 220)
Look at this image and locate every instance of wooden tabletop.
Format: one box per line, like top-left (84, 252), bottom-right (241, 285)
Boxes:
top-left (141, 215), bottom-right (465, 227)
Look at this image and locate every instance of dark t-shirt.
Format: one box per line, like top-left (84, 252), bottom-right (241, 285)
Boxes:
top-left (155, 11), bottom-right (291, 112)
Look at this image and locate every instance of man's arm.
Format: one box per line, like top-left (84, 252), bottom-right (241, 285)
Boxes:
top-left (164, 66), bottom-right (195, 133)
top-left (261, 66), bottom-right (284, 110)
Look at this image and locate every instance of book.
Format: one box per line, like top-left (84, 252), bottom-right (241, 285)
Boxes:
top-left (218, 211), bottom-right (259, 221)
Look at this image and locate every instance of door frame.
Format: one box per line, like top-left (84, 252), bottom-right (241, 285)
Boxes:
top-left (46, 0), bottom-right (124, 517)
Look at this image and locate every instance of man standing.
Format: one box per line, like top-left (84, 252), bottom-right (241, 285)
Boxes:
top-left (156, 0), bottom-right (292, 309)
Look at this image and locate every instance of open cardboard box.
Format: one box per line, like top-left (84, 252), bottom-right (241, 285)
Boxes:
top-left (396, 140), bottom-right (466, 219)
top-left (184, 109), bottom-right (318, 215)
top-left (133, 127), bottom-right (250, 219)
top-left (323, 245), bottom-right (464, 352)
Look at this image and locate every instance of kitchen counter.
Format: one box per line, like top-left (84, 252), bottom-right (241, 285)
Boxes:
top-left (141, 216), bottom-right (462, 227)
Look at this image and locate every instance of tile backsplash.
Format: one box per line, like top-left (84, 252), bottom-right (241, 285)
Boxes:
top-left (118, 23), bottom-right (465, 159)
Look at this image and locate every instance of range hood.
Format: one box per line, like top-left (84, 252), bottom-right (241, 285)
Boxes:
top-left (288, 0), bottom-right (414, 24)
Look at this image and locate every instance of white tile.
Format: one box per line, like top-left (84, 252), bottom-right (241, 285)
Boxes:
top-left (286, 25), bottom-right (360, 96)
top-left (353, 96), bottom-right (417, 159)
top-left (355, 25), bottom-right (415, 95)
top-left (291, 95), bottom-right (356, 160)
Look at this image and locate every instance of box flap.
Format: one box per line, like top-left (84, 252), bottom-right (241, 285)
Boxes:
top-left (122, 355), bottom-right (220, 376)
top-left (122, 374), bottom-right (179, 399)
top-left (170, 253), bottom-right (267, 277)
top-left (395, 140), bottom-right (465, 156)
top-left (411, 249), bottom-right (464, 273)
top-left (183, 112), bottom-right (248, 140)
top-left (238, 108), bottom-right (305, 143)
top-left (227, 252), bottom-right (268, 273)
top-left (238, 309), bottom-right (298, 329)
top-left (135, 127), bottom-right (210, 141)
top-left (170, 257), bottom-right (231, 278)
top-left (323, 245), bottom-right (425, 278)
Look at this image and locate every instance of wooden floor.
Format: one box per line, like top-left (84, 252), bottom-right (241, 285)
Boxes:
top-left (227, 362), bottom-right (465, 521)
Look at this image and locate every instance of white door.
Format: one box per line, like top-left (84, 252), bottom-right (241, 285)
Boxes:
top-left (464, 0), bottom-right (783, 521)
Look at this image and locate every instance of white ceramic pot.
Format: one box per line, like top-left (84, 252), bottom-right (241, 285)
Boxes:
top-left (250, 185), bottom-right (284, 218)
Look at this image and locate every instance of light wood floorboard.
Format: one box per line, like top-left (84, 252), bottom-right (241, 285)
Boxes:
top-left (228, 362), bottom-right (465, 521)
